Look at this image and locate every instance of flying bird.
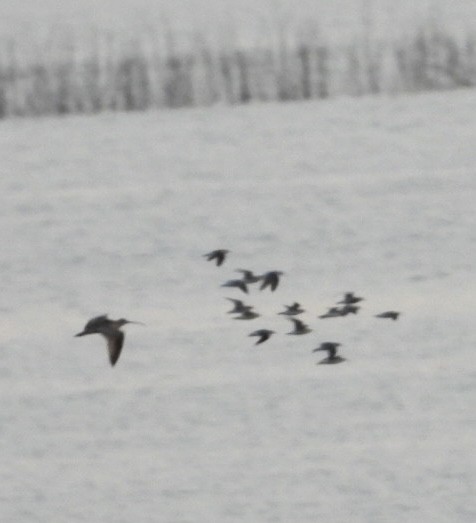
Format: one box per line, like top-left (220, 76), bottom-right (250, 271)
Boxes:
top-left (259, 271), bottom-right (284, 291)
top-left (286, 318), bottom-right (312, 335)
top-left (319, 307), bottom-right (344, 319)
top-left (339, 304), bottom-right (360, 316)
top-left (74, 314), bottom-right (143, 366)
top-left (338, 292), bottom-right (364, 305)
top-left (226, 298), bottom-right (253, 314)
top-left (313, 342), bottom-right (346, 364)
top-left (203, 249), bottom-right (229, 266)
top-left (235, 269), bottom-right (261, 284)
top-left (233, 309), bottom-right (260, 320)
top-left (278, 302), bottom-right (305, 316)
top-left (249, 329), bottom-right (275, 345)
top-left (221, 279), bottom-right (248, 294)
top-left (375, 311), bottom-right (400, 320)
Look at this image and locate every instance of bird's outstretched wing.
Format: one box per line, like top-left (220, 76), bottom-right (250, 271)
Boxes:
top-left (105, 331), bottom-right (125, 366)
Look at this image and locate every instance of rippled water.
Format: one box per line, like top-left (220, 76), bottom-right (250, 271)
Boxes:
top-left (1, 91), bottom-right (475, 521)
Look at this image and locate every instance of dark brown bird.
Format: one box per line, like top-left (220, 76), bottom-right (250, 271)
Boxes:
top-left (278, 302), bottom-right (305, 316)
top-left (313, 342), bottom-right (346, 364)
top-left (221, 279), bottom-right (248, 294)
top-left (203, 249), bottom-right (229, 266)
top-left (226, 298), bottom-right (253, 314)
top-left (338, 292), bottom-right (364, 305)
top-left (319, 307), bottom-right (344, 319)
top-left (339, 304), bottom-right (360, 315)
top-left (259, 271), bottom-right (284, 291)
top-left (249, 329), bottom-right (275, 344)
top-left (75, 315), bottom-right (143, 366)
top-left (235, 269), bottom-right (261, 284)
top-left (233, 309), bottom-right (260, 320)
top-left (286, 318), bottom-right (312, 335)
top-left (375, 311), bottom-right (400, 320)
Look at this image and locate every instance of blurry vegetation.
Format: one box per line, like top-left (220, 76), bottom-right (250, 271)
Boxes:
top-left (0, 18), bottom-right (475, 118)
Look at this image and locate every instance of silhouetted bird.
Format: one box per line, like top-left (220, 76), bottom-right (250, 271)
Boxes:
top-left (287, 318), bottom-right (312, 335)
top-left (249, 329), bottom-right (275, 345)
top-left (204, 249), bottom-right (229, 266)
top-left (313, 342), bottom-right (346, 364)
top-left (339, 304), bottom-right (360, 315)
top-left (234, 309), bottom-right (260, 320)
top-left (235, 269), bottom-right (261, 284)
top-left (75, 314), bottom-right (143, 366)
top-left (221, 279), bottom-right (248, 294)
top-left (260, 271), bottom-right (284, 291)
top-left (226, 298), bottom-right (253, 314)
top-left (338, 292), bottom-right (364, 305)
top-left (278, 302), bottom-right (305, 316)
top-left (319, 307), bottom-right (344, 319)
top-left (375, 311), bottom-right (400, 320)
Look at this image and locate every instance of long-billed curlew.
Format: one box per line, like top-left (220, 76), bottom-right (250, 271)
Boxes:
top-left (75, 315), bottom-right (143, 366)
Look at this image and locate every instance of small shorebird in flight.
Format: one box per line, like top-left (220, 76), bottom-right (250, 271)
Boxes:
top-left (235, 269), bottom-right (261, 284)
top-left (287, 318), bottom-right (312, 335)
top-left (313, 342), bottom-right (346, 364)
top-left (233, 309), bottom-right (260, 320)
top-left (221, 279), bottom-right (248, 294)
top-left (338, 292), bottom-right (364, 305)
top-left (249, 329), bottom-right (275, 345)
top-left (278, 302), bottom-right (305, 316)
top-left (259, 271), bottom-right (284, 291)
top-left (375, 311), bottom-right (400, 320)
top-left (226, 298), bottom-right (253, 314)
top-left (339, 304), bottom-right (360, 316)
top-left (203, 249), bottom-right (229, 266)
top-left (75, 315), bottom-right (143, 366)
top-left (319, 307), bottom-right (344, 319)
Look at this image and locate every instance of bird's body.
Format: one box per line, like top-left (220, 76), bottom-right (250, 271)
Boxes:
top-left (221, 279), bottom-right (248, 294)
top-left (287, 318), bottom-right (312, 335)
top-left (260, 271), bottom-right (284, 291)
top-left (339, 304), bottom-right (360, 315)
top-left (75, 315), bottom-right (142, 366)
top-left (226, 298), bottom-right (253, 314)
top-left (338, 292), bottom-right (364, 305)
top-left (249, 329), bottom-right (274, 344)
top-left (319, 307), bottom-right (344, 319)
top-left (234, 309), bottom-right (260, 320)
top-left (204, 249), bottom-right (229, 266)
top-left (375, 311), bottom-right (400, 320)
top-left (278, 302), bottom-right (305, 316)
top-left (314, 342), bottom-right (346, 364)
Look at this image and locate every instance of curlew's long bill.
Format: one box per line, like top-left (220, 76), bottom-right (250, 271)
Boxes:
top-left (75, 314), bottom-right (144, 366)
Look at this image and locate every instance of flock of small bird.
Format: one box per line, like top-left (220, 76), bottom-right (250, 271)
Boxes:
top-left (203, 249), bottom-right (400, 366)
top-left (74, 248), bottom-right (399, 367)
